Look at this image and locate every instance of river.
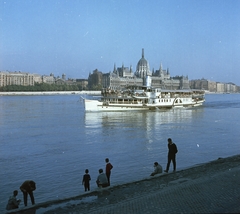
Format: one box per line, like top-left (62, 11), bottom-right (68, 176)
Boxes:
top-left (0, 93), bottom-right (239, 212)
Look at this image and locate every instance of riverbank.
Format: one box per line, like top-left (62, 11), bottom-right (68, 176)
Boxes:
top-left (7, 154), bottom-right (240, 214)
top-left (1, 91), bottom-right (239, 96)
top-left (0, 91), bottom-right (101, 96)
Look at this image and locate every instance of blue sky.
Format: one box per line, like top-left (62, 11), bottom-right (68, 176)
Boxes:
top-left (0, 0), bottom-right (240, 85)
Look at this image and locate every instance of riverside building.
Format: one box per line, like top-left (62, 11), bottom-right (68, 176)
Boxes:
top-left (0, 71), bottom-right (77, 87)
top-left (102, 48), bottom-right (189, 90)
top-left (0, 71), bottom-right (41, 87)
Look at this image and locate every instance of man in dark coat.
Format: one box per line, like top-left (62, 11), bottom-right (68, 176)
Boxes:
top-left (20, 180), bottom-right (36, 206)
top-left (164, 138), bottom-right (178, 173)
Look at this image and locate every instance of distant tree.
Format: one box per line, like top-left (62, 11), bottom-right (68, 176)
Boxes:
top-left (0, 83), bottom-right (81, 92)
top-left (90, 84), bottom-right (102, 90)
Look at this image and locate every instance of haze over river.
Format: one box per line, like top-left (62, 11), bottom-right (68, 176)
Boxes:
top-left (0, 93), bottom-right (239, 212)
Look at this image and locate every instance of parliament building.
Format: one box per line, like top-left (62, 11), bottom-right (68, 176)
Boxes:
top-left (102, 49), bottom-right (189, 90)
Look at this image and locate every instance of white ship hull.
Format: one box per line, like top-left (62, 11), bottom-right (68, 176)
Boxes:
top-left (83, 89), bottom-right (205, 112)
top-left (84, 99), bottom-right (151, 111)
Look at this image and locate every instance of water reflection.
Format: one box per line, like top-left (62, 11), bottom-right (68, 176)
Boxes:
top-left (84, 107), bottom-right (204, 129)
top-left (84, 108), bottom-right (204, 154)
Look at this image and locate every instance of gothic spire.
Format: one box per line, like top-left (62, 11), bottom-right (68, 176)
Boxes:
top-left (160, 63), bottom-right (162, 71)
top-left (142, 48), bottom-right (144, 58)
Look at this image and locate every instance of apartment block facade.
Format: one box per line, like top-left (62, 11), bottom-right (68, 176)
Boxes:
top-left (0, 71), bottom-right (42, 87)
top-left (190, 79), bottom-right (238, 93)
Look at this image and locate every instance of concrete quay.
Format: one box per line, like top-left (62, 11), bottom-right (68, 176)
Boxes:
top-left (8, 155), bottom-right (240, 214)
top-left (0, 91), bottom-right (101, 96)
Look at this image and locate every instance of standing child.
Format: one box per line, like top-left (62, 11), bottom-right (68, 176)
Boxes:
top-left (105, 158), bottom-right (113, 186)
top-left (82, 169), bottom-right (91, 191)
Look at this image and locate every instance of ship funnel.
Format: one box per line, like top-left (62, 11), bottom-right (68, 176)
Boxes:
top-left (145, 75), bottom-right (152, 87)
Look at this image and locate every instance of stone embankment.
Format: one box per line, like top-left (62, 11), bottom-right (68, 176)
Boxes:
top-left (0, 91), bottom-right (101, 96)
top-left (7, 154), bottom-right (240, 214)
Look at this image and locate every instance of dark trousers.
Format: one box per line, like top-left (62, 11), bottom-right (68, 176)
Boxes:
top-left (23, 191), bottom-right (35, 206)
top-left (84, 183), bottom-right (90, 191)
top-left (166, 155), bottom-right (176, 171)
top-left (96, 181), bottom-right (108, 188)
top-left (106, 172), bottom-right (111, 186)
top-left (99, 183), bottom-right (109, 188)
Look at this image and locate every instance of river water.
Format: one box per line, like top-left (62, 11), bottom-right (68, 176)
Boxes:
top-left (0, 93), bottom-right (240, 212)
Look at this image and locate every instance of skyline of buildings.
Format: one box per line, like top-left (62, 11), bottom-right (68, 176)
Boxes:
top-left (1, 48), bottom-right (239, 93)
top-left (1, 70), bottom-right (239, 93)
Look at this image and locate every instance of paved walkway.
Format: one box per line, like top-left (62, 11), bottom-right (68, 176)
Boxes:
top-left (8, 155), bottom-right (240, 214)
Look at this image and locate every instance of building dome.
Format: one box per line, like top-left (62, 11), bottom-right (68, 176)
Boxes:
top-left (136, 48), bottom-right (151, 78)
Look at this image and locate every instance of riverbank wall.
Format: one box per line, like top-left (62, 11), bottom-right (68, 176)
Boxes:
top-left (6, 154), bottom-right (240, 214)
top-left (0, 91), bottom-right (101, 96)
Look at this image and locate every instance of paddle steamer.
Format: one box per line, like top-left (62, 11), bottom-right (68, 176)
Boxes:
top-left (83, 87), bottom-right (205, 112)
